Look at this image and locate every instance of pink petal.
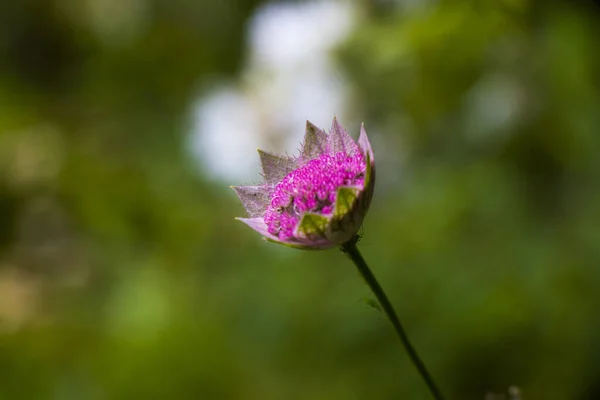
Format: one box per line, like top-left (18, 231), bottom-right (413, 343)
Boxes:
top-left (301, 121), bottom-right (329, 162)
top-left (258, 150), bottom-right (298, 184)
top-left (231, 185), bottom-right (272, 218)
top-left (358, 122), bottom-right (374, 163)
top-left (329, 117), bottom-right (359, 156)
top-left (237, 217), bottom-right (284, 242)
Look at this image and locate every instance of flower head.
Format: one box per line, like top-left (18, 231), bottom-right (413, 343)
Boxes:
top-left (232, 117), bottom-right (375, 249)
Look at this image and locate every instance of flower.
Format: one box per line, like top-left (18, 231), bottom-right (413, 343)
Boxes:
top-left (232, 117), bottom-right (375, 249)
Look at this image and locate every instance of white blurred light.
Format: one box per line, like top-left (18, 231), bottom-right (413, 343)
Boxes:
top-left (190, 87), bottom-right (263, 183)
top-left (249, 1), bottom-right (355, 70)
top-left (190, 0), bottom-right (355, 183)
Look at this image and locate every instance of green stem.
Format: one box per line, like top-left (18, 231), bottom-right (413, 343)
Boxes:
top-left (341, 236), bottom-right (445, 400)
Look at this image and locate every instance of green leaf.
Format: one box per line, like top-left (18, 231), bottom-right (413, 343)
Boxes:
top-left (298, 212), bottom-right (329, 236)
top-left (334, 186), bottom-right (359, 219)
top-left (362, 297), bottom-right (382, 312)
top-left (364, 151), bottom-right (372, 190)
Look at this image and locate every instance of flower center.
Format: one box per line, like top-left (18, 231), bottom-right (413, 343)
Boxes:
top-left (264, 152), bottom-right (366, 240)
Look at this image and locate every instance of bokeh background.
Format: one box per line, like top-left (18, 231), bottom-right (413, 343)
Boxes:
top-left (1, 0), bottom-right (599, 398)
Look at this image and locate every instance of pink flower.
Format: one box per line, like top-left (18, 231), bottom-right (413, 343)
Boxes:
top-left (232, 118), bottom-right (375, 249)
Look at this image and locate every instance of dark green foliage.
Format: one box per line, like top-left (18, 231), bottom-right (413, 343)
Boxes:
top-left (0, 0), bottom-right (598, 399)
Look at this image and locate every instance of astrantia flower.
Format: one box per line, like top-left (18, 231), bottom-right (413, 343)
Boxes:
top-left (232, 119), bottom-right (444, 399)
top-left (232, 118), bottom-right (375, 249)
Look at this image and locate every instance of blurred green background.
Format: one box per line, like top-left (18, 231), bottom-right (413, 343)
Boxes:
top-left (1, 0), bottom-right (599, 399)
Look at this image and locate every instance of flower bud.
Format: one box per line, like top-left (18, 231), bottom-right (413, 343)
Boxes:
top-left (232, 117), bottom-right (375, 250)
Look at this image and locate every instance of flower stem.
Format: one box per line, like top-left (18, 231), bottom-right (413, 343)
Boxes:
top-left (341, 236), bottom-right (445, 400)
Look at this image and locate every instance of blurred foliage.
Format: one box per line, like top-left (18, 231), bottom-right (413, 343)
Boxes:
top-left (1, 0), bottom-right (599, 399)
top-left (338, 0), bottom-right (600, 398)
